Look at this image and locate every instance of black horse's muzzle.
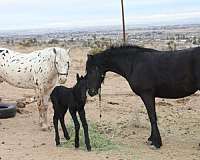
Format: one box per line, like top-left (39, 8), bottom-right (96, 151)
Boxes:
top-left (88, 88), bottom-right (98, 97)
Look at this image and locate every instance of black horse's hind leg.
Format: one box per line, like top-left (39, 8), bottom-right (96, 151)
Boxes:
top-left (78, 109), bottom-right (91, 151)
top-left (60, 116), bottom-right (70, 140)
top-left (69, 109), bottom-right (80, 148)
top-left (53, 114), bottom-right (60, 146)
top-left (140, 92), bottom-right (162, 148)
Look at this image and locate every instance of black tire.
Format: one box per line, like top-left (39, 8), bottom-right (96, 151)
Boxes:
top-left (0, 103), bottom-right (16, 119)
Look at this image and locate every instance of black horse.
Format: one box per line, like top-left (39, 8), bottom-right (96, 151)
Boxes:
top-left (85, 45), bottom-right (200, 149)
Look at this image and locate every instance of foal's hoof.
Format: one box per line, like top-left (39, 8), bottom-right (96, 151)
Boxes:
top-left (56, 143), bottom-right (61, 147)
top-left (75, 144), bottom-right (80, 149)
top-left (65, 135), bottom-right (70, 141)
top-left (87, 146), bottom-right (92, 152)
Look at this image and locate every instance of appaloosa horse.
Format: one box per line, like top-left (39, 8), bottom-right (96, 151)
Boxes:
top-left (0, 47), bottom-right (70, 130)
top-left (85, 45), bottom-right (200, 149)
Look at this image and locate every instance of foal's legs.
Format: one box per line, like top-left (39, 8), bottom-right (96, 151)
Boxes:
top-left (53, 114), bottom-right (60, 146)
top-left (78, 109), bottom-right (91, 151)
top-left (60, 115), bottom-right (70, 140)
top-left (140, 92), bottom-right (162, 148)
top-left (69, 109), bottom-right (80, 148)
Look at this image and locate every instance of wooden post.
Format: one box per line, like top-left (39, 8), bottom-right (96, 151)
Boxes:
top-left (121, 0), bottom-right (126, 44)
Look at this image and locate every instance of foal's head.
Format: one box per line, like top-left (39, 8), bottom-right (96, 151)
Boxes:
top-left (53, 47), bottom-right (70, 84)
top-left (75, 74), bottom-right (88, 103)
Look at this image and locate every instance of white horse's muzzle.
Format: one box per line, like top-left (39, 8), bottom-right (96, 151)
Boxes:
top-left (58, 76), bottom-right (67, 84)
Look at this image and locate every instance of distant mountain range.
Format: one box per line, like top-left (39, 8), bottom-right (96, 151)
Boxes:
top-left (0, 23), bottom-right (200, 37)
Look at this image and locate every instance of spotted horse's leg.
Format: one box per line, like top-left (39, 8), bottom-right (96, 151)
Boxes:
top-left (35, 88), bottom-right (49, 131)
top-left (42, 88), bottom-right (55, 131)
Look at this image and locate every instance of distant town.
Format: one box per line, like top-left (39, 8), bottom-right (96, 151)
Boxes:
top-left (0, 24), bottom-right (200, 51)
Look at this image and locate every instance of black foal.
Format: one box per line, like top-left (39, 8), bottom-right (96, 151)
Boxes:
top-left (50, 74), bottom-right (91, 151)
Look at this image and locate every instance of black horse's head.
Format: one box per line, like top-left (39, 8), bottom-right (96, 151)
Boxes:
top-left (86, 54), bottom-right (105, 97)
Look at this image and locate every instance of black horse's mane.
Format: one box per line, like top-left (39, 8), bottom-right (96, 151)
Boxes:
top-left (107, 45), bottom-right (200, 55)
top-left (88, 45), bottom-right (157, 67)
top-left (93, 45), bottom-right (157, 57)
top-left (93, 45), bottom-right (200, 58)
top-left (110, 44), bottom-right (146, 50)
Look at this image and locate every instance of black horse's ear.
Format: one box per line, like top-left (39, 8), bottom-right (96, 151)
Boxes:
top-left (76, 73), bottom-right (80, 81)
top-left (53, 48), bottom-right (56, 54)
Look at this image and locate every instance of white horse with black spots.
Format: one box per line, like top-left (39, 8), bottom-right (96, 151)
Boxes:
top-left (0, 47), bottom-right (70, 130)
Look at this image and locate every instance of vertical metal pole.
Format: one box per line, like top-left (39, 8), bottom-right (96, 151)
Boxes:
top-left (121, 0), bottom-right (126, 44)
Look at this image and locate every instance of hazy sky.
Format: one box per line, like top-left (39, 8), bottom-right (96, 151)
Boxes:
top-left (0, 0), bottom-right (200, 30)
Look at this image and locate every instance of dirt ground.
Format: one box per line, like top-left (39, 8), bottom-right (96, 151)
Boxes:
top-left (1, 47), bottom-right (200, 160)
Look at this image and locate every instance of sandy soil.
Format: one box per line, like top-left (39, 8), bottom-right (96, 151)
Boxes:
top-left (1, 47), bottom-right (200, 160)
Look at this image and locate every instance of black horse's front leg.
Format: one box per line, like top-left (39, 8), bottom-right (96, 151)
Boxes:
top-left (78, 109), bottom-right (91, 151)
top-left (140, 92), bottom-right (162, 149)
top-left (69, 109), bottom-right (80, 149)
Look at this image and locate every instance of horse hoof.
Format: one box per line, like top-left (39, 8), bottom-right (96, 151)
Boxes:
top-left (146, 140), bottom-right (152, 146)
top-left (87, 146), bottom-right (92, 152)
top-left (148, 145), bottom-right (159, 150)
top-left (41, 124), bottom-right (50, 131)
top-left (56, 143), bottom-right (61, 147)
top-left (146, 140), bottom-right (161, 149)
top-left (75, 144), bottom-right (80, 149)
top-left (41, 127), bottom-right (48, 131)
top-left (65, 136), bottom-right (70, 140)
